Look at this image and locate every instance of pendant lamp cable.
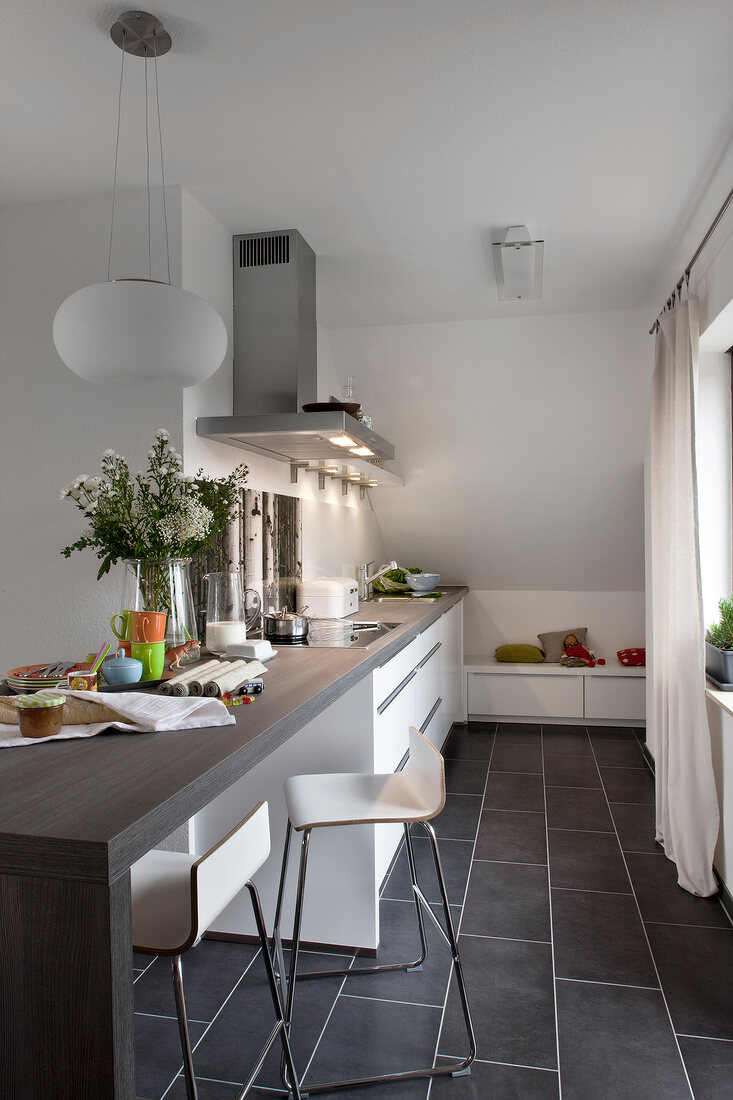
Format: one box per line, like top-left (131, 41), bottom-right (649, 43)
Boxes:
top-left (107, 30), bottom-right (126, 282)
top-left (153, 33), bottom-right (172, 286)
top-left (144, 47), bottom-right (151, 280)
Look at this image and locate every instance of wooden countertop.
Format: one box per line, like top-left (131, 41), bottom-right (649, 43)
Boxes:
top-left (0, 588), bottom-right (466, 883)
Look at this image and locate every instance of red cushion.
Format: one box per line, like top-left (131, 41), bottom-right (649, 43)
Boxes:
top-left (617, 648), bottom-right (645, 666)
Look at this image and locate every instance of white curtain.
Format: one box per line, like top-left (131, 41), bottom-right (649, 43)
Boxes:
top-left (650, 296), bottom-right (719, 895)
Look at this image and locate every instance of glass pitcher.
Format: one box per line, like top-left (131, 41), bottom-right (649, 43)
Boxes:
top-left (203, 571), bottom-right (261, 655)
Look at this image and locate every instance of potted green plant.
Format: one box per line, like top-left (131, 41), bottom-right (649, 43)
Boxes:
top-left (705, 595), bottom-right (733, 686)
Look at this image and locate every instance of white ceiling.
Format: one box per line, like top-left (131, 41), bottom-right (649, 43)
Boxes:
top-left (4, 0), bottom-right (733, 328)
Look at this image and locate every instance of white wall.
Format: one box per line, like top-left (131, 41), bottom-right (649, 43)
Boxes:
top-left (464, 590), bottom-right (645, 663)
top-left (0, 191), bottom-right (185, 671)
top-left (327, 308), bottom-right (651, 653)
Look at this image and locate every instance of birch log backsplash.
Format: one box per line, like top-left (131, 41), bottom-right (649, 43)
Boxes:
top-left (189, 489), bottom-right (303, 637)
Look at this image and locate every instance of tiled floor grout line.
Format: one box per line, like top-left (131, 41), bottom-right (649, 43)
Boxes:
top-left (425, 725), bottom-right (497, 1098)
top-left (132, 956), bottom-right (158, 984)
top-left (643, 919), bottom-right (733, 930)
top-left (676, 1032), bottom-right (733, 1043)
top-left (551, 886), bottom-right (633, 896)
top-left (541, 722), bottom-right (564, 1098)
top-left (556, 976), bottom-right (660, 992)
top-left (461, 931), bottom-right (552, 945)
top-left (587, 734), bottom-right (697, 1100)
top-left (341, 991), bottom-right (444, 1009)
top-left (473, 857), bottom-right (547, 867)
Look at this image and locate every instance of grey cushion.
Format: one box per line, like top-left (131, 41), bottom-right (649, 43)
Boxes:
top-left (537, 627), bottom-right (588, 663)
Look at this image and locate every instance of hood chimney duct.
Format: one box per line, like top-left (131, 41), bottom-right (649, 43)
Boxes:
top-left (233, 230), bottom-right (317, 415)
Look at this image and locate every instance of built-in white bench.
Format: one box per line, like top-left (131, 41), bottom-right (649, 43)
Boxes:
top-left (465, 655), bottom-right (646, 726)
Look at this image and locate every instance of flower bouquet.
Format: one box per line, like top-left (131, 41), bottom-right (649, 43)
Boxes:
top-left (61, 430), bottom-right (248, 616)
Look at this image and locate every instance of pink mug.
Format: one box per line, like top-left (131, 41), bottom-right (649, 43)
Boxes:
top-left (130, 610), bottom-right (167, 644)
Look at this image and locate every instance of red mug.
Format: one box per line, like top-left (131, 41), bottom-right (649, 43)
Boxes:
top-left (130, 610), bottom-right (167, 644)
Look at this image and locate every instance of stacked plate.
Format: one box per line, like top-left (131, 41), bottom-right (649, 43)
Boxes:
top-left (6, 662), bottom-right (84, 692)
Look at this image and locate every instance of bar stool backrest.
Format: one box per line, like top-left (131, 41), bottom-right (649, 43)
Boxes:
top-left (193, 800), bottom-right (271, 940)
top-left (402, 726), bottom-right (446, 819)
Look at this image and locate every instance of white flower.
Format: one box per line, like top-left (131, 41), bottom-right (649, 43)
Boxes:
top-left (147, 450), bottom-right (155, 459)
top-left (103, 449), bottom-right (115, 458)
top-left (84, 477), bottom-right (100, 491)
top-left (155, 428), bottom-right (169, 440)
top-left (175, 471), bottom-right (185, 481)
top-left (185, 475), bottom-right (195, 484)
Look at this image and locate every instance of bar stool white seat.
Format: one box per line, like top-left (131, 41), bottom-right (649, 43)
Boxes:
top-left (273, 726), bottom-right (476, 1095)
top-left (131, 801), bottom-right (301, 1100)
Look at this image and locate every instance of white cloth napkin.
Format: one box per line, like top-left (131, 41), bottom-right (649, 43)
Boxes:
top-left (0, 689), bottom-right (235, 748)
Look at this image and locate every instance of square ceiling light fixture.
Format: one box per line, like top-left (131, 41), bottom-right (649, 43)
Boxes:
top-left (492, 225), bottom-right (544, 300)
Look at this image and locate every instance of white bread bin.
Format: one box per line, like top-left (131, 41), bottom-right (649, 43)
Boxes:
top-left (296, 577), bottom-right (358, 617)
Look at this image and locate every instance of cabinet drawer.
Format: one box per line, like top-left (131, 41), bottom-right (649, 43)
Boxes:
top-left (468, 672), bottom-right (583, 718)
top-left (373, 619), bottom-right (441, 710)
top-left (585, 676), bottom-right (646, 721)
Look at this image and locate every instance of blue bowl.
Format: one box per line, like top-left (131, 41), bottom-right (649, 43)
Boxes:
top-left (406, 572), bottom-right (440, 592)
top-left (102, 655), bottom-right (143, 685)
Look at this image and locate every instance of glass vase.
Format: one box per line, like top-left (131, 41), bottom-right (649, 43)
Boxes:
top-left (121, 559), bottom-right (199, 657)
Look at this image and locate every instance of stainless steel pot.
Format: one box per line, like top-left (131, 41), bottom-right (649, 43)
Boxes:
top-left (263, 606), bottom-right (309, 641)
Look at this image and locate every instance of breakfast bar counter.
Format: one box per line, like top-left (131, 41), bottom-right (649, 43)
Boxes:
top-left (0, 588), bottom-right (466, 1099)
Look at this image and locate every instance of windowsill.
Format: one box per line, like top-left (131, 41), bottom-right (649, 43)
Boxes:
top-left (705, 682), bottom-right (733, 720)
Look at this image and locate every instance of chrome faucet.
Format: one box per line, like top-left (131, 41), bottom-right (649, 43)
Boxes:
top-left (358, 560), bottom-right (401, 601)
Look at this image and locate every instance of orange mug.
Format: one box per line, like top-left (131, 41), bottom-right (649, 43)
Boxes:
top-left (131, 610), bottom-right (167, 643)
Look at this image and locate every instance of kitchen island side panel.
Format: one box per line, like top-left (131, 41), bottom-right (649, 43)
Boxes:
top-left (0, 870), bottom-right (134, 1100)
top-left (191, 674), bottom-right (380, 949)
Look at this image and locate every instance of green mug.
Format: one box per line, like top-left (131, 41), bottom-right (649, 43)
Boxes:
top-left (111, 610), bottom-right (133, 641)
top-left (131, 641), bottom-right (165, 682)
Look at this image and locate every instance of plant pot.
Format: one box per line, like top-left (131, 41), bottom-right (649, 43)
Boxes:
top-left (705, 641), bottom-right (733, 685)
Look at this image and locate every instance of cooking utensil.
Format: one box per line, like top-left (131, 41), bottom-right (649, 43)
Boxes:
top-left (263, 607), bottom-right (309, 641)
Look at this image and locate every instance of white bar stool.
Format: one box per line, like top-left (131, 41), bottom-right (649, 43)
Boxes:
top-left (272, 726), bottom-right (476, 1095)
top-left (131, 801), bottom-right (301, 1100)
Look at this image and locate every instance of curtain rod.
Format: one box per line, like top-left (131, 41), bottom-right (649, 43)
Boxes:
top-left (649, 180), bottom-right (733, 334)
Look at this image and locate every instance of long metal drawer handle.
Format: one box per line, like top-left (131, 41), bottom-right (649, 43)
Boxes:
top-left (417, 641), bottom-right (442, 669)
top-left (377, 668), bottom-right (418, 714)
top-left (420, 696), bottom-right (442, 733)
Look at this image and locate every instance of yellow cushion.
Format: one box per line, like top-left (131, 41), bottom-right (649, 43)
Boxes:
top-left (494, 644), bottom-right (545, 663)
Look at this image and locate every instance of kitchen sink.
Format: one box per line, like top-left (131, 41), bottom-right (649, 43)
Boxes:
top-left (362, 595), bottom-right (413, 603)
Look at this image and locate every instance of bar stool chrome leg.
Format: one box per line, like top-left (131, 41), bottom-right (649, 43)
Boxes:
top-left (277, 822), bottom-right (476, 1094)
top-left (272, 824), bottom-right (428, 989)
top-left (171, 955), bottom-right (198, 1100)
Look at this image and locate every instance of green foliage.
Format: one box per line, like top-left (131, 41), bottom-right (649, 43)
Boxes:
top-left (371, 566), bottom-right (423, 593)
top-left (706, 595), bottom-right (733, 650)
top-left (60, 430), bottom-right (248, 580)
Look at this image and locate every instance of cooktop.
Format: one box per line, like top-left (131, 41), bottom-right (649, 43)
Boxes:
top-left (276, 620), bottom-right (397, 649)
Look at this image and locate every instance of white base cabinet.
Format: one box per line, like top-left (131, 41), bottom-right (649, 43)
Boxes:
top-left (191, 600), bottom-right (464, 952)
top-left (466, 657), bottom-right (645, 725)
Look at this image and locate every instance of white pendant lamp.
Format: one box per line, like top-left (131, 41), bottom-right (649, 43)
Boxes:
top-left (53, 11), bottom-right (227, 387)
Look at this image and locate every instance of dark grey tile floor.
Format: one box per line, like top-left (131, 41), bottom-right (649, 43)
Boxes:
top-left (133, 722), bottom-right (733, 1099)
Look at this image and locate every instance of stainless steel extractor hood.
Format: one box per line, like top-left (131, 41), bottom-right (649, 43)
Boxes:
top-left (196, 230), bottom-right (397, 470)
